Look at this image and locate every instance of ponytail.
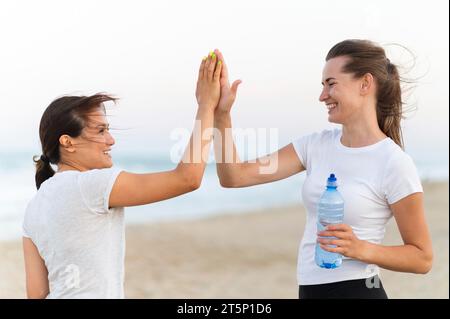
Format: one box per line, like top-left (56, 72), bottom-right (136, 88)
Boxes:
top-left (376, 60), bottom-right (404, 148)
top-left (33, 154), bottom-right (55, 190)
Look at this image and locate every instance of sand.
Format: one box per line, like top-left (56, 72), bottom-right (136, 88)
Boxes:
top-left (1, 181), bottom-right (448, 298)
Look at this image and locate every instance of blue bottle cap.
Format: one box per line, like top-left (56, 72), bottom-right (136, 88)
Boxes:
top-left (327, 173), bottom-right (338, 187)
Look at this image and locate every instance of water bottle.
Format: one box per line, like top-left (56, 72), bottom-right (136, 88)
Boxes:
top-left (315, 173), bottom-right (344, 269)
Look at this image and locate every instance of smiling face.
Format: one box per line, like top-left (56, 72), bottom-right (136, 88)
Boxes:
top-left (59, 107), bottom-right (115, 171)
top-left (319, 56), bottom-right (366, 125)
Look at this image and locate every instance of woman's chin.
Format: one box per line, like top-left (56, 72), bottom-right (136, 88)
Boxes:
top-left (97, 160), bottom-right (114, 169)
top-left (105, 160), bottom-right (114, 168)
top-left (328, 116), bottom-right (340, 124)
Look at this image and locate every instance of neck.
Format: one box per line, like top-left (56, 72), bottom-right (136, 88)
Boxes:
top-left (341, 102), bottom-right (387, 147)
top-left (57, 161), bottom-right (86, 173)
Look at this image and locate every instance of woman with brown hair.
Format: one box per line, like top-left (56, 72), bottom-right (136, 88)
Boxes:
top-left (22, 52), bottom-right (222, 298)
top-left (213, 41), bottom-right (433, 299)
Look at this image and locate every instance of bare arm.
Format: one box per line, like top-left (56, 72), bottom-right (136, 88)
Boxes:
top-left (319, 192), bottom-right (433, 274)
top-left (362, 192), bottom-right (433, 273)
top-left (23, 237), bottom-right (49, 299)
top-left (214, 111), bottom-right (304, 187)
top-left (213, 49), bottom-right (304, 188)
top-left (110, 53), bottom-right (222, 208)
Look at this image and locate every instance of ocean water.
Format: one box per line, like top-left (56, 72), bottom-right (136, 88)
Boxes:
top-left (0, 151), bottom-right (448, 241)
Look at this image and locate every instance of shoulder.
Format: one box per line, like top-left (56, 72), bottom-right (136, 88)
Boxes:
top-left (380, 140), bottom-right (421, 184)
top-left (293, 128), bottom-right (338, 146)
top-left (291, 129), bottom-right (338, 166)
top-left (23, 193), bottom-right (41, 237)
top-left (379, 140), bottom-right (423, 203)
top-left (24, 195), bottom-right (37, 217)
top-left (306, 128), bottom-right (338, 149)
top-left (77, 167), bottom-right (123, 182)
top-left (382, 139), bottom-right (416, 168)
top-left (319, 128), bottom-right (339, 142)
top-left (76, 167), bottom-right (123, 196)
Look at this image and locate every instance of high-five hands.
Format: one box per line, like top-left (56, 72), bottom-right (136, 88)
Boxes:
top-left (196, 51), bottom-right (222, 110)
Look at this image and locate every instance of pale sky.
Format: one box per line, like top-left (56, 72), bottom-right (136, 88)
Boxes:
top-left (0, 0), bottom-right (448, 163)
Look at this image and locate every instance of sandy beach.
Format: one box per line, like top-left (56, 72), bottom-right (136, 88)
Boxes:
top-left (1, 181), bottom-right (448, 299)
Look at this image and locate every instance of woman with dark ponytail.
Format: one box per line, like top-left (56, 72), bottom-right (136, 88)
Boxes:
top-left (23, 52), bottom-right (223, 298)
top-left (212, 41), bottom-right (433, 298)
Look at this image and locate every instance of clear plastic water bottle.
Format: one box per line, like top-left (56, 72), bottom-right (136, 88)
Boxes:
top-left (315, 173), bottom-right (344, 269)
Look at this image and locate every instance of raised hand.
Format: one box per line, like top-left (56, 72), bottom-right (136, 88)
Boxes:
top-left (214, 49), bottom-right (242, 114)
top-left (196, 51), bottom-right (222, 110)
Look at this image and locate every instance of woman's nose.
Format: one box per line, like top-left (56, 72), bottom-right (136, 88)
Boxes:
top-left (319, 88), bottom-right (329, 102)
top-left (106, 131), bottom-right (115, 146)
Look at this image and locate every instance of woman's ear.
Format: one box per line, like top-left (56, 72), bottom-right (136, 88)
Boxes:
top-left (59, 135), bottom-right (76, 153)
top-left (360, 73), bottom-right (374, 96)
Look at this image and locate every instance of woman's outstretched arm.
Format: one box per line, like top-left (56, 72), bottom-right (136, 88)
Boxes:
top-left (109, 52), bottom-right (222, 208)
top-left (213, 49), bottom-right (304, 188)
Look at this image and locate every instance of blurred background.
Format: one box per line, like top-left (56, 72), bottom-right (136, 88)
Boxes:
top-left (0, 0), bottom-right (448, 298)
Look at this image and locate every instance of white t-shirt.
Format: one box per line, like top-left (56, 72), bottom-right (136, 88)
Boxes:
top-left (22, 167), bottom-right (125, 298)
top-left (292, 129), bottom-right (423, 285)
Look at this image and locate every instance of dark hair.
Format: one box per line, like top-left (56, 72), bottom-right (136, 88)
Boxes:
top-left (33, 93), bottom-right (117, 190)
top-left (326, 39), bottom-right (407, 148)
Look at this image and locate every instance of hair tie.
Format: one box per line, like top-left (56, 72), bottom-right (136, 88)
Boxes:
top-left (40, 154), bottom-right (50, 163)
